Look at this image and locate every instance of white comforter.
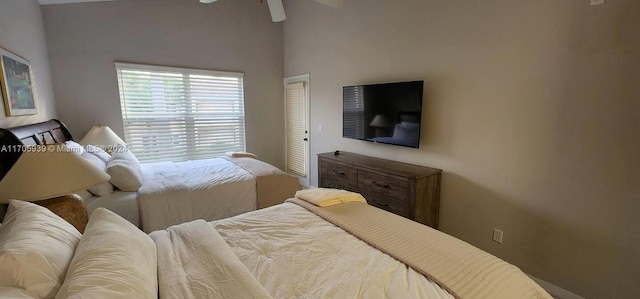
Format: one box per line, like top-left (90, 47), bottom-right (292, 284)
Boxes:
top-left (138, 158), bottom-right (256, 233)
top-left (211, 203), bottom-right (455, 299)
top-left (151, 220), bottom-right (272, 299)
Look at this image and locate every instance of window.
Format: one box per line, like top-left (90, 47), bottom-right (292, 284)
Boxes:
top-left (115, 63), bottom-right (245, 163)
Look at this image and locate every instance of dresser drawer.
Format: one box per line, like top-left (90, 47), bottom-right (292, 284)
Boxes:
top-left (363, 192), bottom-right (410, 218)
top-left (320, 160), bottom-right (358, 192)
top-left (357, 169), bottom-right (410, 217)
top-left (357, 169), bottom-right (409, 201)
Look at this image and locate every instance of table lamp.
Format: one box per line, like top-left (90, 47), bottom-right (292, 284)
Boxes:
top-left (0, 150), bottom-right (111, 232)
top-left (79, 124), bottom-right (126, 153)
top-left (370, 114), bottom-right (390, 137)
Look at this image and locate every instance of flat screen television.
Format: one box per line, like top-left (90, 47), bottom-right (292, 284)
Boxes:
top-left (343, 80), bottom-right (423, 148)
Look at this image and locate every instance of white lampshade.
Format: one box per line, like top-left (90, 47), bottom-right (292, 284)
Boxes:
top-left (0, 151), bottom-right (111, 203)
top-left (79, 125), bottom-right (126, 147)
top-left (369, 114), bottom-right (390, 127)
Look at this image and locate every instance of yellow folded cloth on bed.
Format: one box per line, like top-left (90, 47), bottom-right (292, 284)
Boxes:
top-left (225, 152), bottom-right (258, 159)
top-left (294, 188), bottom-right (367, 207)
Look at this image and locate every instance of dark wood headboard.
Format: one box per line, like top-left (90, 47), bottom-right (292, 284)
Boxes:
top-left (0, 119), bottom-right (74, 180)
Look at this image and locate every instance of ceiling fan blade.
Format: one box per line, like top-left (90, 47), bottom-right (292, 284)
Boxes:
top-left (199, 0), bottom-right (218, 3)
top-left (312, 0), bottom-right (344, 9)
top-left (266, 0), bottom-right (286, 22)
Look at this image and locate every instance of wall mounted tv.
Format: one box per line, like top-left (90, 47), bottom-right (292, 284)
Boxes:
top-left (343, 80), bottom-right (423, 148)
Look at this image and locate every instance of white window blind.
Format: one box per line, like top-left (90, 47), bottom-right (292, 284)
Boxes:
top-left (285, 81), bottom-right (306, 177)
top-left (115, 62), bottom-right (245, 163)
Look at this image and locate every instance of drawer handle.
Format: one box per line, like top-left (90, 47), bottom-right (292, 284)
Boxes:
top-left (333, 170), bottom-right (346, 176)
top-left (372, 199), bottom-right (390, 207)
top-left (372, 181), bottom-right (390, 188)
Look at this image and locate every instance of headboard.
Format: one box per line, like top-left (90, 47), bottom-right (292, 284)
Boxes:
top-left (0, 119), bottom-right (74, 180)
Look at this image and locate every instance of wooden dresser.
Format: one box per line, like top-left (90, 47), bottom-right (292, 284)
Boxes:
top-left (318, 151), bottom-right (442, 228)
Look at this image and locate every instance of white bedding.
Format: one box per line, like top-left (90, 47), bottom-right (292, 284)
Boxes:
top-left (211, 203), bottom-right (455, 299)
top-left (150, 220), bottom-right (272, 299)
top-left (84, 191), bottom-right (138, 227)
top-left (138, 158), bottom-right (256, 232)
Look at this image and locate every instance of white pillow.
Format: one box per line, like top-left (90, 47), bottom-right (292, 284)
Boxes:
top-left (63, 141), bottom-right (84, 155)
top-left (74, 190), bottom-right (93, 200)
top-left (0, 287), bottom-right (40, 299)
top-left (110, 148), bottom-right (140, 164)
top-left (106, 160), bottom-right (143, 191)
top-left (55, 208), bottom-right (157, 299)
top-left (85, 145), bottom-right (111, 164)
top-left (0, 200), bottom-right (82, 299)
top-left (106, 150), bottom-right (143, 192)
top-left (80, 152), bottom-right (114, 196)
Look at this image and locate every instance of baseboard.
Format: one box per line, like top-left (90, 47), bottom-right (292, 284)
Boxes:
top-left (529, 275), bottom-right (584, 299)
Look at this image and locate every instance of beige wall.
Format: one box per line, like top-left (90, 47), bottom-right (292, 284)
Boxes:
top-left (41, 0), bottom-right (285, 167)
top-left (284, 0), bottom-right (640, 298)
top-left (0, 0), bottom-right (57, 128)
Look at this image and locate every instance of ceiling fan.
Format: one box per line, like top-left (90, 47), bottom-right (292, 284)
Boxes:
top-left (199, 0), bottom-right (344, 22)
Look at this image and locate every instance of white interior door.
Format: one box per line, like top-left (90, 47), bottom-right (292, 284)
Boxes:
top-left (284, 74), bottom-right (310, 187)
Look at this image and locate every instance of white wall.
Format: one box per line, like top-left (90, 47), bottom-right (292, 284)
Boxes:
top-left (42, 0), bottom-right (285, 167)
top-left (283, 0), bottom-right (640, 298)
top-left (0, 0), bottom-right (57, 128)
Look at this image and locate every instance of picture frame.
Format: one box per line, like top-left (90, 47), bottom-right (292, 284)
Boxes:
top-left (0, 48), bottom-right (37, 116)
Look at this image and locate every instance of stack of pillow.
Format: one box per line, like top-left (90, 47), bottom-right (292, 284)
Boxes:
top-left (0, 200), bottom-right (157, 298)
top-left (63, 141), bottom-right (143, 197)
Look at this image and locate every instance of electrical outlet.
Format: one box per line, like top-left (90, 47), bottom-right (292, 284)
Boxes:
top-left (492, 229), bottom-right (504, 244)
top-left (590, 0), bottom-right (605, 5)
top-left (318, 124), bottom-right (323, 133)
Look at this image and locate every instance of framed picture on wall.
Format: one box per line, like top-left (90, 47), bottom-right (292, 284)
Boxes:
top-left (0, 48), bottom-right (37, 116)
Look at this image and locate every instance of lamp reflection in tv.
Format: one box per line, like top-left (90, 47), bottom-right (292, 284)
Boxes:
top-left (370, 114), bottom-right (390, 137)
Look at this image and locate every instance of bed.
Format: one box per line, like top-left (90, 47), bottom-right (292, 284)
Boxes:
top-left (0, 194), bottom-right (553, 299)
top-left (0, 119), bottom-right (302, 232)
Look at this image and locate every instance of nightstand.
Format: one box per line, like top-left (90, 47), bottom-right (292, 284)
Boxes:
top-left (37, 194), bottom-right (88, 233)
